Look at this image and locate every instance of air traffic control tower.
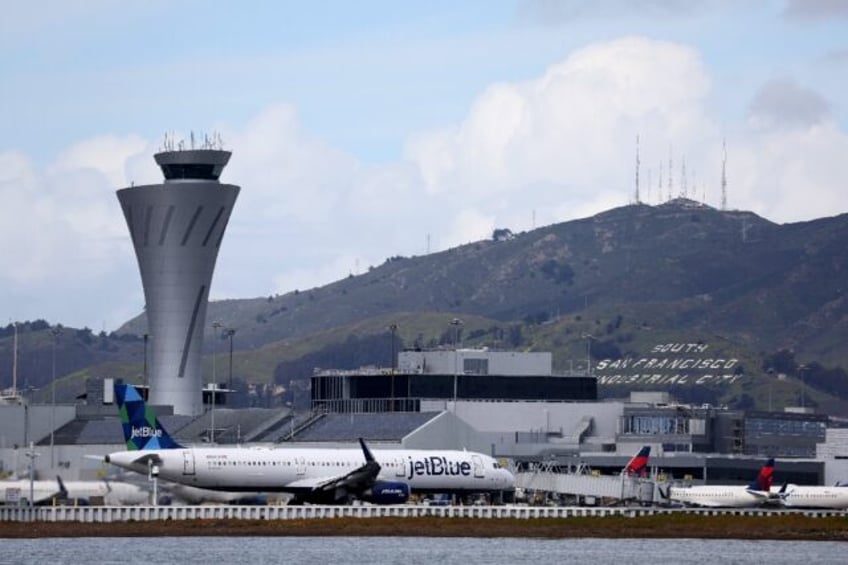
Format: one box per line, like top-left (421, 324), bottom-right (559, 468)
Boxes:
top-left (117, 143), bottom-right (240, 415)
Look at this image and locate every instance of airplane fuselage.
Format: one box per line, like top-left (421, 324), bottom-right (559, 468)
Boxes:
top-left (778, 485), bottom-right (848, 509)
top-left (106, 445), bottom-right (514, 495)
top-left (1, 479), bottom-right (149, 505)
top-left (667, 485), bottom-right (770, 508)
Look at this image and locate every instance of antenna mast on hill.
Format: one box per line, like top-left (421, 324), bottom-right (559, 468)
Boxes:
top-left (721, 138), bottom-right (728, 211)
top-left (658, 161), bottom-right (663, 204)
top-left (647, 169), bottom-right (652, 203)
top-left (667, 145), bottom-right (674, 201)
top-left (681, 157), bottom-right (687, 198)
top-left (634, 134), bottom-right (641, 204)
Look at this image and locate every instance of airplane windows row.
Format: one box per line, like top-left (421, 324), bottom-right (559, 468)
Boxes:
top-left (209, 460), bottom-right (364, 468)
top-left (209, 460), bottom-right (294, 467)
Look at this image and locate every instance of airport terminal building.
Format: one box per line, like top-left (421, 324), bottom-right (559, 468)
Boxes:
top-left (0, 349), bottom-right (841, 493)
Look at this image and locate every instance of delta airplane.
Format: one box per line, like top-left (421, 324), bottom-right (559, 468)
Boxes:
top-left (622, 446), bottom-right (651, 476)
top-left (104, 384), bottom-right (514, 504)
top-left (776, 483), bottom-right (848, 510)
top-left (0, 476), bottom-right (149, 506)
top-left (658, 458), bottom-right (775, 508)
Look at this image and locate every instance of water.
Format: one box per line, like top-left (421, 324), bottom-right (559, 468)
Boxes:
top-left (0, 537), bottom-right (844, 565)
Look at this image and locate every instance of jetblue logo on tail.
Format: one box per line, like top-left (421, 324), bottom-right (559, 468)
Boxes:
top-left (115, 382), bottom-right (183, 450)
top-left (130, 426), bottom-right (163, 439)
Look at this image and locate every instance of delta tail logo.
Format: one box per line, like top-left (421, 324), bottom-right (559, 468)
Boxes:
top-left (624, 446), bottom-right (651, 477)
top-left (750, 458), bottom-right (775, 492)
top-left (115, 383), bottom-right (182, 450)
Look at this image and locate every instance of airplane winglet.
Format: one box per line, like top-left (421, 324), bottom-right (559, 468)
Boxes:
top-left (358, 438), bottom-right (376, 464)
top-left (56, 476), bottom-right (69, 498)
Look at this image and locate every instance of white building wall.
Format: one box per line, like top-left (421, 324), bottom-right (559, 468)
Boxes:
top-left (415, 400), bottom-right (626, 457)
top-left (819, 428), bottom-right (848, 485)
top-left (399, 350), bottom-right (552, 376)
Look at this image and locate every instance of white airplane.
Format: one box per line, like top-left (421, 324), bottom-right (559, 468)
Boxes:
top-left (775, 483), bottom-right (848, 509)
top-left (1, 479), bottom-right (66, 505)
top-left (0, 476), bottom-right (149, 506)
top-left (658, 458), bottom-right (775, 508)
top-left (160, 483), bottom-right (287, 505)
top-left (105, 384), bottom-right (514, 504)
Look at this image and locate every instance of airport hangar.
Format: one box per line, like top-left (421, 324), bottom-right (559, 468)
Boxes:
top-left (1, 348), bottom-right (841, 490)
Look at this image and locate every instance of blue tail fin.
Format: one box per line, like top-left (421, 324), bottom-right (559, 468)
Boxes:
top-left (748, 458), bottom-right (774, 491)
top-left (115, 383), bottom-right (182, 450)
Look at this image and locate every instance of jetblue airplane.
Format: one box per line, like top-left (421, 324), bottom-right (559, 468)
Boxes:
top-left (776, 483), bottom-right (848, 509)
top-left (658, 458), bottom-right (775, 508)
top-left (105, 384), bottom-right (515, 504)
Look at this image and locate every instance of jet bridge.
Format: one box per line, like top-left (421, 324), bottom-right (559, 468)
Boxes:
top-left (515, 464), bottom-right (654, 505)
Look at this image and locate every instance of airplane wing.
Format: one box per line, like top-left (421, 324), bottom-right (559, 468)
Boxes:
top-left (114, 452), bottom-right (163, 467)
top-left (744, 488), bottom-right (774, 500)
top-left (287, 438), bottom-right (382, 503)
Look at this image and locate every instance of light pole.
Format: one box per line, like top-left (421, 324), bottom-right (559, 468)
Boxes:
top-left (49, 325), bottom-right (62, 469)
top-left (25, 442), bottom-right (38, 507)
top-left (210, 321), bottom-right (222, 443)
top-left (142, 333), bottom-right (149, 390)
top-left (582, 333), bottom-right (595, 376)
top-left (450, 318), bottom-right (463, 405)
top-left (798, 364), bottom-right (807, 409)
top-left (389, 324), bottom-right (397, 412)
top-left (225, 328), bottom-right (236, 393)
top-left (12, 321), bottom-right (18, 398)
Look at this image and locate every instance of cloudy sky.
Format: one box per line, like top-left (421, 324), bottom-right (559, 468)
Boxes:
top-left (1, 0), bottom-right (847, 332)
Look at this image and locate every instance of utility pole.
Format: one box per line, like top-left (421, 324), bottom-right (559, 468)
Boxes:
top-left (450, 318), bottom-right (463, 406)
top-left (225, 328), bottom-right (236, 393)
top-left (389, 323), bottom-right (397, 412)
top-left (25, 442), bottom-right (39, 507)
top-left (50, 325), bottom-right (62, 469)
top-left (582, 334), bottom-right (595, 376)
top-left (143, 333), bottom-right (149, 390)
top-left (210, 321), bottom-right (222, 443)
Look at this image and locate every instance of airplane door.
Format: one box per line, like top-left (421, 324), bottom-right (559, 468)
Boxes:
top-left (471, 455), bottom-right (485, 478)
top-left (394, 457), bottom-right (406, 478)
top-left (295, 456), bottom-right (306, 476)
top-left (183, 451), bottom-right (196, 476)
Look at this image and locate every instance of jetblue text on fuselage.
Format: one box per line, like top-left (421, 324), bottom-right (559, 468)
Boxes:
top-left (131, 426), bottom-right (163, 439)
top-left (407, 456), bottom-right (472, 480)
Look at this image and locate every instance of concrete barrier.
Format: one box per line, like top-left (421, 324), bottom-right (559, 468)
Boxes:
top-left (1, 504), bottom-right (844, 523)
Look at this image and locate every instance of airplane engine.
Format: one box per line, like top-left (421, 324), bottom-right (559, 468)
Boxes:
top-left (361, 481), bottom-right (410, 504)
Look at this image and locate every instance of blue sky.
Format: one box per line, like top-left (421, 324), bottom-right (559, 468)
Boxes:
top-left (1, 0), bottom-right (847, 332)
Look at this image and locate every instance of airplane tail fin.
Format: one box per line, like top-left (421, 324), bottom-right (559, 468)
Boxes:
top-left (56, 476), bottom-right (69, 499)
top-left (623, 446), bottom-right (651, 476)
top-left (748, 458), bottom-right (774, 492)
top-left (115, 383), bottom-right (182, 450)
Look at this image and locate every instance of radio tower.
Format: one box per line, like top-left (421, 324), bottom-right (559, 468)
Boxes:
top-left (667, 145), bottom-right (674, 201)
top-left (681, 156), bottom-right (687, 198)
top-left (658, 161), bottom-right (663, 203)
top-left (634, 134), bottom-right (641, 204)
top-left (721, 138), bottom-right (728, 211)
top-left (647, 169), bottom-right (652, 203)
